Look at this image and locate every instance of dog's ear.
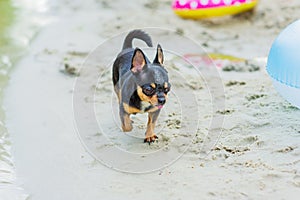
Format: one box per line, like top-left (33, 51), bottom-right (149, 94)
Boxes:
top-left (153, 44), bottom-right (164, 65)
top-left (131, 48), bottom-right (146, 74)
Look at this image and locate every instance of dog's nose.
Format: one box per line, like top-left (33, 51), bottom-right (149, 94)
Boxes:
top-left (158, 97), bottom-right (166, 105)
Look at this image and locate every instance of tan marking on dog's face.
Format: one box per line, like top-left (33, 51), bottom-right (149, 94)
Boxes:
top-left (164, 82), bottom-right (168, 89)
top-left (161, 93), bottom-right (168, 105)
top-left (137, 86), bottom-right (158, 106)
top-left (123, 102), bottom-right (141, 114)
top-left (150, 83), bottom-right (156, 89)
top-left (163, 82), bottom-right (170, 98)
top-left (164, 93), bottom-right (168, 99)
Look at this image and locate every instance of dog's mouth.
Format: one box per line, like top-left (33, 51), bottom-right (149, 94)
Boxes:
top-left (157, 104), bottom-right (164, 109)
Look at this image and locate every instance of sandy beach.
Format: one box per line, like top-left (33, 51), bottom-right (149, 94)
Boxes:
top-left (1, 0), bottom-right (300, 199)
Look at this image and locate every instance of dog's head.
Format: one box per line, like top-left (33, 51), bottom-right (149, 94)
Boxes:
top-left (131, 44), bottom-right (171, 110)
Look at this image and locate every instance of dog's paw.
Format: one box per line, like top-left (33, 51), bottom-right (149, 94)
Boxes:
top-left (144, 134), bottom-right (158, 144)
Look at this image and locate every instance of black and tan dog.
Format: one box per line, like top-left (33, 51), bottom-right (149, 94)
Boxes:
top-left (113, 30), bottom-right (171, 144)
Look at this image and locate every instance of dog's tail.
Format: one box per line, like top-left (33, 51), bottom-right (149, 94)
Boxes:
top-left (122, 30), bottom-right (153, 50)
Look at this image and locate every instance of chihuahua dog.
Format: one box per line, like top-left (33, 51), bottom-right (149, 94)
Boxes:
top-left (112, 30), bottom-right (171, 144)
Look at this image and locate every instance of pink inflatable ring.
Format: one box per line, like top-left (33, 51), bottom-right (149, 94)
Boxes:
top-left (172, 0), bottom-right (258, 19)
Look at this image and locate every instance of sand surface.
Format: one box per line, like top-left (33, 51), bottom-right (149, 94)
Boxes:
top-left (3, 0), bottom-right (300, 199)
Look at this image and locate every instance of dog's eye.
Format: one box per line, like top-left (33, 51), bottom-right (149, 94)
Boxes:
top-left (142, 85), bottom-right (155, 96)
top-left (164, 87), bottom-right (170, 94)
top-left (164, 84), bottom-right (171, 94)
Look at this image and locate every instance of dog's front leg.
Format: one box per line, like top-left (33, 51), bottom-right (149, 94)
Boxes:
top-left (144, 110), bottom-right (160, 144)
top-left (119, 105), bottom-right (133, 132)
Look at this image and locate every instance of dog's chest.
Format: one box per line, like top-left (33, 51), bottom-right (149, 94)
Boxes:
top-left (140, 101), bottom-right (152, 113)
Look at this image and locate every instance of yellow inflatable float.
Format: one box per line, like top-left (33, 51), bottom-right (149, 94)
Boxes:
top-left (172, 0), bottom-right (258, 19)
